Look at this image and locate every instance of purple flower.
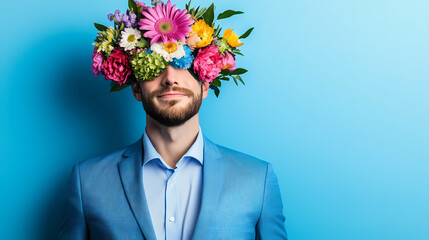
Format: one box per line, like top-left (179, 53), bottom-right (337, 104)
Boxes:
top-left (107, 9), bottom-right (122, 22)
top-left (122, 14), bottom-right (129, 22)
top-left (107, 10), bottom-right (137, 28)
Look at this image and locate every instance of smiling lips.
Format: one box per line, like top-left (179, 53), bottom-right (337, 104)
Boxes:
top-left (152, 86), bottom-right (194, 99)
top-left (158, 92), bottom-right (188, 98)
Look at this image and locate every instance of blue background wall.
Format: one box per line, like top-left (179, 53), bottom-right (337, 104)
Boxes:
top-left (1, 0), bottom-right (428, 239)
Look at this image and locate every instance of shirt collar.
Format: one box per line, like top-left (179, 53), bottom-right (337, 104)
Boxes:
top-left (142, 127), bottom-right (204, 167)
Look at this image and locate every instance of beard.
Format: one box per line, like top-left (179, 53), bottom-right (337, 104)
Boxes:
top-left (141, 85), bottom-right (203, 127)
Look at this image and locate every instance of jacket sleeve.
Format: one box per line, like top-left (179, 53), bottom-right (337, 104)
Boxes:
top-left (255, 163), bottom-right (288, 240)
top-left (58, 163), bottom-right (89, 240)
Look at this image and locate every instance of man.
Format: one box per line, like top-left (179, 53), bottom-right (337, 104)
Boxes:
top-left (58, 65), bottom-right (288, 240)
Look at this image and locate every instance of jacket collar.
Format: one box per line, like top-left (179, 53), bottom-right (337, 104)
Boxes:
top-left (118, 134), bottom-right (224, 240)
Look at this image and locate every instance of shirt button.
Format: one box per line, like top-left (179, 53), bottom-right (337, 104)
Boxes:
top-left (169, 216), bottom-right (175, 222)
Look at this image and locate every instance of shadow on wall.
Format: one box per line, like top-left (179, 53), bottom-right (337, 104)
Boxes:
top-left (32, 178), bottom-right (69, 240)
top-left (10, 29), bottom-right (142, 239)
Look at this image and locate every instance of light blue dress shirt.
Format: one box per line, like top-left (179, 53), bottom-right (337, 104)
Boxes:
top-left (142, 128), bottom-right (204, 240)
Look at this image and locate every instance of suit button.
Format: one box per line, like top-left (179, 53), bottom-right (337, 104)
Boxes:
top-left (169, 216), bottom-right (175, 222)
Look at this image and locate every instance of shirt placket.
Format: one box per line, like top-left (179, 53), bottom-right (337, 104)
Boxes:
top-left (165, 167), bottom-right (180, 240)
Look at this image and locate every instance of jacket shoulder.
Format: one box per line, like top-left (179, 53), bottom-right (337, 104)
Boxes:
top-left (214, 142), bottom-right (270, 172)
top-left (76, 146), bottom-right (128, 172)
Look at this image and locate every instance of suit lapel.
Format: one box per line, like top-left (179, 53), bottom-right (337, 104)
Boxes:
top-left (118, 135), bottom-right (226, 240)
top-left (191, 136), bottom-right (226, 239)
top-left (118, 138), bottom-right (157, 240)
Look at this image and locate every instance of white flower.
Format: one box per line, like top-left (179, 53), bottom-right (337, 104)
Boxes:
top-left (119, 28), bottom-right (141, 51)
top-left (150, 42), bottom-right (186, 62)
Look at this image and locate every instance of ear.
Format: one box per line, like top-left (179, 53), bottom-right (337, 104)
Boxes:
top-left (202, 81), bottom-right (210, 99)
top-left (132, 83), bottom-right (143, 101)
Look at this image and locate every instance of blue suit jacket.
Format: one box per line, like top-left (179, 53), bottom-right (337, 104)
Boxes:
top-left (58, 135), bottom-right (287, 240)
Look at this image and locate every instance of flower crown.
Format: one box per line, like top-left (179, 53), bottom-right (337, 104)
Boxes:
top-left (91, 0), bottom-right (253, 97)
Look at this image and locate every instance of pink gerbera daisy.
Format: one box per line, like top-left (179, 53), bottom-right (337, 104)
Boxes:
top-left (138, 0), bottom-right (194, 44)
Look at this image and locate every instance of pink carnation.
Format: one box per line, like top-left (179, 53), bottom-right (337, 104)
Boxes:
top-left (101, 49), bottom-right (132, 85)
top-left (91, 47), bottom-right (104, 76)
top-left (220, 51), bottom-right (236, 71)
top-left (193, 44), bottom-right (222, 83)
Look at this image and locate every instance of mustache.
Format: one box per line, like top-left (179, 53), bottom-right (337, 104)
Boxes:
top-left (150, 86), bottom-right (194, 98)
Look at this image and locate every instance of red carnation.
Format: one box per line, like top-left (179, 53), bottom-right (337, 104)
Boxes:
top-left (102, 49), bottom-right (132, 85)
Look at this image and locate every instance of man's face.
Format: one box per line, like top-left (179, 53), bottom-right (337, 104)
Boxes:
top-left (132, 65), bottom-right (210, 126)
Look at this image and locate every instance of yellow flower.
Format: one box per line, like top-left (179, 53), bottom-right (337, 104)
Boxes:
top-left (223, 29), bottom-right (244, 47)
top-left (163, 42), bottom-right (178, 53)
top-left (190, 20), bottom-right (214, 48)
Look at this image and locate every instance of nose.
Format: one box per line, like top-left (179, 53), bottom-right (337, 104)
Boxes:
top-left (161, 65), bottom-right (180, 87)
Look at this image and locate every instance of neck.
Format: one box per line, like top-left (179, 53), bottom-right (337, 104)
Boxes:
top-left (145, 114), bottom-right (200, 168)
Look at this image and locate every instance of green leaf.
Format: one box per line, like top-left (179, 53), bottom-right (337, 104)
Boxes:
top-left (128, 0), bottom-right (138, 14)
top-left (220, 69), bottom-right (232, 75)
top-left (185, 0), bottom-right (191, 10)
top-left (110, 83), bottom-right (131, 92)
top-left (232, 77), bottom-right (238, 86)
top-left (239, 27), bottom-right (254, 39)
top-left (220, 76), bottom-right (230, 81)
top-left (232, 48), bottom-right (244, 56)
top-left (187, 68), bottom-right (200, 81)
top-left (203, 3), bottom-right (215, 26)
top-left (94, 23), bottom-right (108, 31)
top-left (214, 26), bottom-right (222, 36)
top-left (230, 68), bottom-right (248, 75)
top-left (217, 10), bottom-right (244, 20)
top-left (209, 84), bottom-right (220, 97)
top-left (195, 7), bottom-right (207, 19)
top-left (235, 75), bottom-right (245, 85)
top-left (136, 38), bottom-right (149, 48)
top-left (211, 78), bottom-right (221, 87)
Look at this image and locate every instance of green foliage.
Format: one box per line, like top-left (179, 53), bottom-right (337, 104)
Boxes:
top-left (93, 27), bottom-right (120, 56)
top-left (233, 75), bottom-right (244, 85)
top-left (136, 38), bottom-right (149, 48)
top-left (187, 3), bottom-right (207, 20)
top-left (211, 78), bottom-right (221, 87)
top-left (94, 23), bottom-right (108, 31)
top-left (217, 38), bottom-right (231, 53)
top-left (187, 67), bottom-right (200, 81)
top-left (217, 10), bottom-right (244, 20)
top-left (128, 0), bottom-right (138, 14)
top-left (213, 26), bottom-right (223, 37)
top-left (185, 0), bottom-right (192, 10)
top-left (209, 84), bottom-right (220, 97)
top-left (194, 7), bottom-right (207, 19)
top-left (221, 68), bottom-right (248, 76)
top-left (110, 83), bottom-right (131, 92)
top-left (232, 48), bottom-right (244, 56)
top-left (230, 68), bottom-right (248, 75)
top-left (203, 3), bottom-right (215, 26)
top-left (239, 27), bottom-right (254, 39)
top-left (130, 51), bottom-right (168, 81)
